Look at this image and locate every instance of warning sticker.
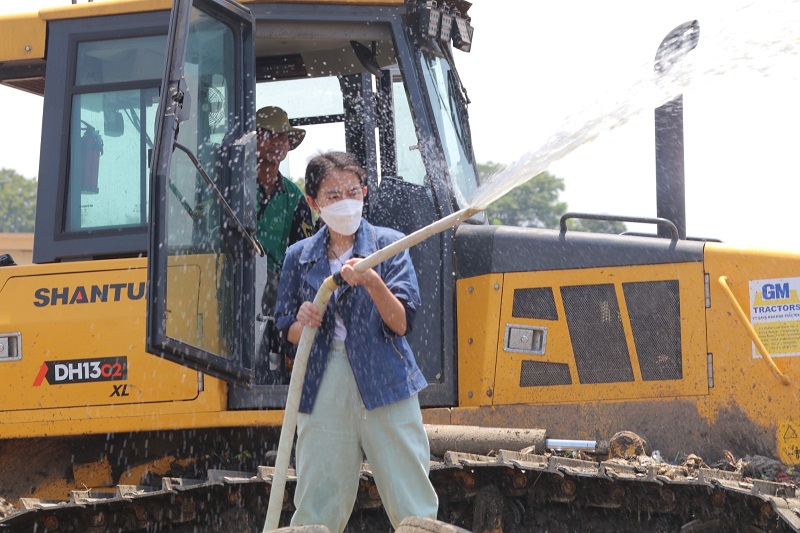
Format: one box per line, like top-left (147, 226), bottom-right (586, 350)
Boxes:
top-left (749, 277), bottom-right (800, 358)
top-left (778, 421), bottom-right (800, 464)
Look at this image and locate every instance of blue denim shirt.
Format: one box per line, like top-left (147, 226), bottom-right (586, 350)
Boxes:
top-left (275, 219), bottom-right (428, 413)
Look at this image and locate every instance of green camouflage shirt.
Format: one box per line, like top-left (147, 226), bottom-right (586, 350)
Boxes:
top-left (256, 174), bottom-right (314, 272)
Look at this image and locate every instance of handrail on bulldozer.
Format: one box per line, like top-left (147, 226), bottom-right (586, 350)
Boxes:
top-left (717, 275), bottom-right (791, 386)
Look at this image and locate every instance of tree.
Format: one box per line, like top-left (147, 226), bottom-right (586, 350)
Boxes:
top-left (290, 176), bottom-right (306, 193)
top-left (477, 161), bottom-right (626, 234)
top-left (569, 217), bottom-right (627, 234)
top-left (478, 162), bottom-right (566, 229)
top-left (0, 168), bottom-right (37, 232)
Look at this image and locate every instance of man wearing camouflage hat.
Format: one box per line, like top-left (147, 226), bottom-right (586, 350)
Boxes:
top-left (255, 106), bottom-right (315, 307)
top-left (255, 106), bottom-right (315, 383)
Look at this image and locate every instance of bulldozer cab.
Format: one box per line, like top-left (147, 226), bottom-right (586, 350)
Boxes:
top-left (147, 0), bottom-right (477, 404)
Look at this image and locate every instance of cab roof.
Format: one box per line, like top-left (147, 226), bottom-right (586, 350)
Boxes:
top-left (0, 0), bottom-right (404, 63)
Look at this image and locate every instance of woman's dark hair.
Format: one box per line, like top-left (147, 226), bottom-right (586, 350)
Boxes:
top-left (304, 151), bottom-right (367, 199)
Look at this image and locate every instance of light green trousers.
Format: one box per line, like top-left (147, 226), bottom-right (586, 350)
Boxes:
top-left (290, 340), bottom-right (439, 533)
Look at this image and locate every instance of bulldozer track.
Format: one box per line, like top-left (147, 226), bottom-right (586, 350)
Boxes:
top-left (2, 450), bottom-right (799, 532)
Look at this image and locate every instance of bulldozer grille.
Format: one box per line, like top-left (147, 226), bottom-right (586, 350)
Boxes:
top-left (512, 287), bottom-right (558, 320)
top-left (623, 280), bottom-right (683, 381)
top-left (520, 361), bottom-right (572, 386)
top-left (558, 281), bottom-right (682, 385)
top-left (561, 284), bottom-right (635, 384)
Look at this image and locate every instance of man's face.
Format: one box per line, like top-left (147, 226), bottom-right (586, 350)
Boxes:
top-left (257, 128), bottom-right (291, 165)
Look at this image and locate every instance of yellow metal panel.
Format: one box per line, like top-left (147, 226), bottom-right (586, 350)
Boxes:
top-left (39, 0), bottom-right (171, 20)
top-left (0, 13), bottom-right (47, 62)
top-left (166, 262), bottom-right (203, 348)
top-left (36, 0), bottom-right (401, 21)
top-left (165, 254), bottom-right (225, 355)
top-left (704, 243), bottom-right (800, 464)
top-left (0, 0), bottom-right (404, 62)
top-left (0, 260), bottom-right (199, 411)
top-left (0, 404), bottom-right (285, 438)
top-left (445, 243), bottom-right (800, 464)
top-left (0, 257), bottom-right (287, 438)
top-left (492, 262), bottom-right (708, 405)
top-left (456, 274), bottom-right (503, 406)
top-left (0, 0), bottom-right (168, 62)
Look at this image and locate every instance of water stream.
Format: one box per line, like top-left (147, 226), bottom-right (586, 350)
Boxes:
top-left (467, 0), bottom-right (800, 218)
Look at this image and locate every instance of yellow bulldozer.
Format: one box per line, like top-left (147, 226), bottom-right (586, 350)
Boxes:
top-left (1, 0), bottom-right (800, 531)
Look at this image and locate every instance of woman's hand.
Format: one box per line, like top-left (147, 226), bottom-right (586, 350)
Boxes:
top-left (296, 301), bottom-right (323, 328)
top-left (340, 258), bottom-right (408, 336)
top-left (288, 301), bottom-right (322, 344)
top-left (339, 258), bottom-right (378, 288)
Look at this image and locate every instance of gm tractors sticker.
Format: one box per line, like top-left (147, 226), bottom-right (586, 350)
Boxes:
top-left (749, 277), bottom-right (800, 358)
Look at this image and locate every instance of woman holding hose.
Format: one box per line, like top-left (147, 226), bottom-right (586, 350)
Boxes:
top-left (274, 151), bottom-right (439, 532)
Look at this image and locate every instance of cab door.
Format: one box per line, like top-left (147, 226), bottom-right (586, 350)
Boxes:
top-left (147, 0), bottom-right (258, 385)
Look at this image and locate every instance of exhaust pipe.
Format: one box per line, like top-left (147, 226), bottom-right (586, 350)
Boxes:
top-left (654, 20), bottom-right (699, 240)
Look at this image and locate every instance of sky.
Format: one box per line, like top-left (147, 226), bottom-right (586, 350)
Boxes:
top-left (2, 1), bottom-right (800, 251)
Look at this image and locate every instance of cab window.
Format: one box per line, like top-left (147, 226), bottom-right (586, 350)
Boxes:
top-left (66, 35), bottom-right (165, 232)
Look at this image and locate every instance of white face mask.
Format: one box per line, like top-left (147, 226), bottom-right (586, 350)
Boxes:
top-left (318, 199), bottom-right (363, 236)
